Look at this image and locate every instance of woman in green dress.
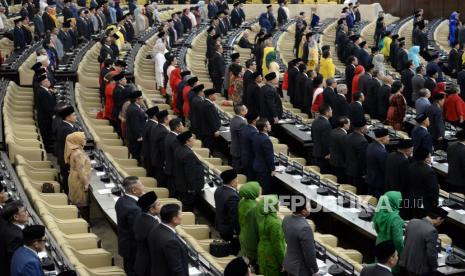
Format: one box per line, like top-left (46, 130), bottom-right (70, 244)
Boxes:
top-left (238, 182), bottom-right (261, 262)
top-left (372, 191), bottom-right (405, 273)
top-left (256, 195), bottom-right (286, 276)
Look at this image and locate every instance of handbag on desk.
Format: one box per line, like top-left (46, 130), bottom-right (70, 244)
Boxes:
top-left (210, 239), bottom-right (231, 257)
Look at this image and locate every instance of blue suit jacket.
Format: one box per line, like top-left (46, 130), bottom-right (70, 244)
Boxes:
top-left (10, 247), bottom-right (44, 276)
top-left (366, 142), bottom-right (388, 196)
top-left (412, 125), bottom-right (433, 154)
top-left (252, 132), bottom-right (275, 173)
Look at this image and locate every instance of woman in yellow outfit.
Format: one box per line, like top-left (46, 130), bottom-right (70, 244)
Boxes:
top-left (262, 42), bottom-right (275, 75)
top-left (380, 32), bottom-right (392, 59)
top-left (319, 46), bottom-right (335, 79)
top-left (307, 38), bottom-right (319, 71)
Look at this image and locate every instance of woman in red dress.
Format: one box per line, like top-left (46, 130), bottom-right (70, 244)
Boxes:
top-left (386, 81), bottom-right (407, 130)
top-left (169, 68), bottom-right (182, 114)
top-left (104, 74), bottom-right (116, 120)
top-left (351, 65), bottom-right (365, 101)
top-left (182, 77), bottom-right (198, 119)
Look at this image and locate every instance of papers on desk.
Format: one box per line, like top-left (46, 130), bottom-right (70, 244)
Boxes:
top-left (204, 183), bottom-right (217, 193)
top-left (38, 251), bottom-right (48, 259)
top-left (278, 120), bottom-right (287, 124)
top-left (292, 175), bottom-right (303, 180)
top-left (113, 197), bottom-right (119, 202)
top-left (305, 131), bottom-right (311, 135)
top-left (275, 165), bottom-right (286, 172)
top-left (189, 266), bottom-right (202, 276)
top-left (442, 206), bottom-right (453, 212)
top-left (96, 171), bottom-right (106, 176)
top-left (105, 183), bottom-right (116, 188)
top-left (98, 189), bottom-right (112, 195)
top-left (307, 185), bottom-right (319, 190)
top-left (456, 210), bottom-right (465, 215)
top-left (90, 160), bottom-right (97, 165)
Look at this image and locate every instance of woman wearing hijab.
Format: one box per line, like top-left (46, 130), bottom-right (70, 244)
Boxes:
top-left (229, 64), bottom-right (244, 105)
top-left (372, 191), bottom-right (404, 272)
top-left (307, 38), bottom-right (319, 71)
top-left (319, 48), bottom-right (335, 79)
top-left (449, 11), bottom-right (460, 47)
top-left (386, 81), bottom-right (407, 130)
top-left (264, 51), bottom-right (280, 77)
top-left (351, 65), bottom-right (365, 100)
top-left (169, 68), bottom-right (182, 114)
top-left (239, 182), bottom-right (261, 264)
top-left (104, 73), bottom-right (116, 121)
top-left (380, 32), bottom-right (392, 59)
top-left (372, 52), bottom-right (386, 76)
top-left (153, 36), bottom-right (166, 89)
top-left (311, 74), bottom-right (325, 117)
top-left (262, 42), bottom-right (275, 75)
top-left (134, 7), bottom-right (147, 35)
top-left (66, 132), bottom-right (91, 221)
top-left (408, 45), bottom-right (421, 69)
top-left (256, 195), bottom-right (285, 276)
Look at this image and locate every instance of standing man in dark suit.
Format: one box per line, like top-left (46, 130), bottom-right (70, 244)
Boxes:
top-left (323, 78), bottom-right (337, 109)
top-left (446, 130), bottom-right (465, 193)
top-left (385, 139), bottom-right (412, 193)
top-left (449, 42), bottom-right (461, 77)
top-left (55, 105), bottom-right (77, 194)
top-left (242, 60), bottom-right (256, 103)
top-left (348, 92), bottom-right (365, 125)
top-left (365, 70), bottom-right (382, 118)
top-left (396, 41), bottom-right (408, 72)
top-left (377, 76), bottom-right (392, 121)
top-left (133, 192), bottom-right (161, 276)
top-left (345, 56), bottom-right (358, 101)
top-left (36, 75), bottom-right (57, 153)
top-left (42, 6), bottom-right (56, 33)
top-left (141, 107), bottom-right (159, 176)
top-left (366, 128), bottom-right (389, 198)
top-left (412, 65), bottom-right (426, 103)
top-left (198, 89), bottom-right (221, 153)
top-left (230, 1), bottom-right (244, 28)
top-left (401, 61), bottom-right (415, 106)
top-left (252, 119), bottom-right (275, 195)
top-left (345, 118), bottom-right (368, 193)
top-left (287, 58), bottom-right (301, 106)
top-left (212, 44), bottom-right (226, 94)
top-left (458, 65), bottom-right (465, 101)
top-left (425, 93), bottom-right (445, 144)
top-left (277, 1), bottom-right (288, 26)
top-left (358, 63), bottom-right (374, 97)
top-left (360, 240), bottom-right (398, 276)
top-left (230, 104), bottom-right (247, 172)
top-left (115, 176), bottom-right (144, 276)
top-left (150, 110), bottom-right (170, 187)
top-left (282, 198), bottom-right (319, 276)
top-left (13, 18), bottom-right (26, 50)
top-left (330, 117), bottom-right (350, 183)
top-left (62, 0), bottom-right (74, 21)
top-left (399, 207), bottom-right (447, 275)
top-left (311, 104), bottom-right (333, 174)
top-left (148, 204), bottom-right (189, 276)
top-left (163, 118), bottom-right (184, 197)
top-left (332, 84), bottom-right (349, 127)
top-left (260, 72), bottom-right (283, 126)
top-left (411, 113), bottom-right (433, 154)
top-left (0, 201), bottom-right (29, 276)
top-left (406, 148), bottom-right (439, 219)
top-left (189, 84), bottom-right (205, 137)
top-left (245, 72), bottom-right (262, 115)
top-left (126, 91), bottom-right (147, 162)
top-left (174, 131), bottom-right (205, 211)
top-left (214, 169), bottom-right (241, 255)
top-left (10, 225), bottom-right (46, 276)
top-left (240, 113), bottom-right (259, 181)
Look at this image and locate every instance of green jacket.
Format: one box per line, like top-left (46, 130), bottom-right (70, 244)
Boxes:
top-left (256, 195), bottom-right (286, 276)
top-left (238, 182), bottom-right (260, 261)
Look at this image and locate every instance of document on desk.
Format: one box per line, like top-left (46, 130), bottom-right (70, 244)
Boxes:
top-left (105, 183), bottom-right (116, 188)
top-left (98, 189), bottom-right (112, 195)
top-left (292, 175), bottom-right (303, 180)
top-left (189, 266), bottom-right (202, 276)
top-left (456, 209), bottom-right (465, 215)
top-left (96, 171), bottom-right (106, 176)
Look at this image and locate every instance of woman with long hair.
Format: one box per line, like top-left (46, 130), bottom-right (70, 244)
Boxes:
top-left (319, 47), bottom-right (335, 79)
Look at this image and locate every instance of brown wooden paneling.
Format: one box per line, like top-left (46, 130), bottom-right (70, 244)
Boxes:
top-left (358, 0), bottom-right (460, 19)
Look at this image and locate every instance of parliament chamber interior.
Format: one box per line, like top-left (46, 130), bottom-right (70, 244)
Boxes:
top-left (1, 0), bottom-right (465, 275)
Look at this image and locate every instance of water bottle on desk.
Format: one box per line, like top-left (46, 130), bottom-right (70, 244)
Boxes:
top-left (446, 245), bottom-right (453, 256)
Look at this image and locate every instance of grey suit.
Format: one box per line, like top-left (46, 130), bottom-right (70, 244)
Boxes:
top-left (399, 218), bottom-right (439, 275)
top-left (230, 115), bottom-right (247, 172)
top-left (411, 74), bottom-right (425, 103)
top-left (282, 215), bottom-right (318, 276)
top-left (360, 264), bottom-right (393, 276)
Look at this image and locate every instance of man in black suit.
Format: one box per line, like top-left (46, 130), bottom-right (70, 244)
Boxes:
top-left (111, 70), bottom-right (128, 134)
top-left (406, 148), bottom-right (439, 219)
top-left (126, 91), bottom-right (147, 162)
top-left (377, 75), bottom-right (392, 121)
top-left (448, 42), bottom-right (461, 77)
top-left (55, 105), bottom-right (77, 194)
top-left (323, 78), bottom-right (337, 109)
top-left (385, 139), bottom-right (412, 194)
top-left (163, 118), bottom-right (184, 197)
top-left (230, 105), bottom-right (247, 172)
top-left (36, 75), bottom-right (57, 153)
top-left (426, 93), bottom-right (445, 144)
top-left (360, 240), bottom-right (398, 276)
top-left (198, 89), bottom-right (221, 153)
top-left (412, 113), bottom-right (433, 154)
top-left (115, 176), bottom-right (144, 276)
top-left (345, 35), bottom-right (361, 63)
top-left (77, 8), bottom-right (91, 40)
top-left (446, 130), bottom-right (465, 193)
top-left (287, 58), bottom-right (301, 106)
top-left (62, 0), bottom-right (74, 21)
top-left (13, 18), bottom-right (26, 50)
top-left (252, 119), bottom-right (275, 195)
top-left (174, 131), bottom-right (205, 211)
top-left (59, 20), bottom-right (75, 52)
top-left (148, 204), bottom-right (189, 276)
top-left (401, 61), bottom-right (416, 106)
top-left (358, 63), bottom-right (374, 96)
top-left (330, 117), bottom-right (350, 183)
top-left (245, 72), bottom-right (262, 115)
top-left (348, 92), bottom-right (365, 125)
top-left (277, 1), bottom-right (288, 26)
top-left (458, 66), bottom-right (465, 101)
top-left (42, 6), bottom-right (56, 32)
top-left (149, 110), bottom-right (170, 187)
top-left (417, 24), bottom-right (429, 58)
top-left (0, 201), bottom-right (29, 276)
top-left (366, 128), bottom-right (389, 198)
top-left (396, 41), bottom-right (409, 72)
top-left (99, 35), bottom-right (115, 63)
top-left (240, 113), bottom-right (259, 181)
top-left (260, 72), bottom-right (283, 126)
top-left (332, 84), bottom-right (349, 127)
top-left (189, 84), bottom-right (205, 137)
top-left (242, 60), bottom-right (256, 105)
top-left (311, 104), bottom-right (333, 174)
top-left (389, 34), bottom-right (399, 69)
top-left (365, 70), bottom-right (382, 118)
top-left (142, 107), bottom-right (159, 176)
top-left (133, 192), bottom-right (161, 276)
top-left (214, 169), bottom-right (241, 254)
top-left (212, 44), bottom-right (226, 94)
top-left (345, 56), bottom-right (358, 101)
top-left (345, 118), bottom-right (368, 193)
top-left (230, 1), bottom-right (244, 28)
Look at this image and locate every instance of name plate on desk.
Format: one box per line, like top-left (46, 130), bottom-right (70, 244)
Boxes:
top-left (98, 189), bottom-right (112, 195)
top-left (105, 183), bottom-right (115, 188)
top-left (96, 171), bottom-right (106, 176)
